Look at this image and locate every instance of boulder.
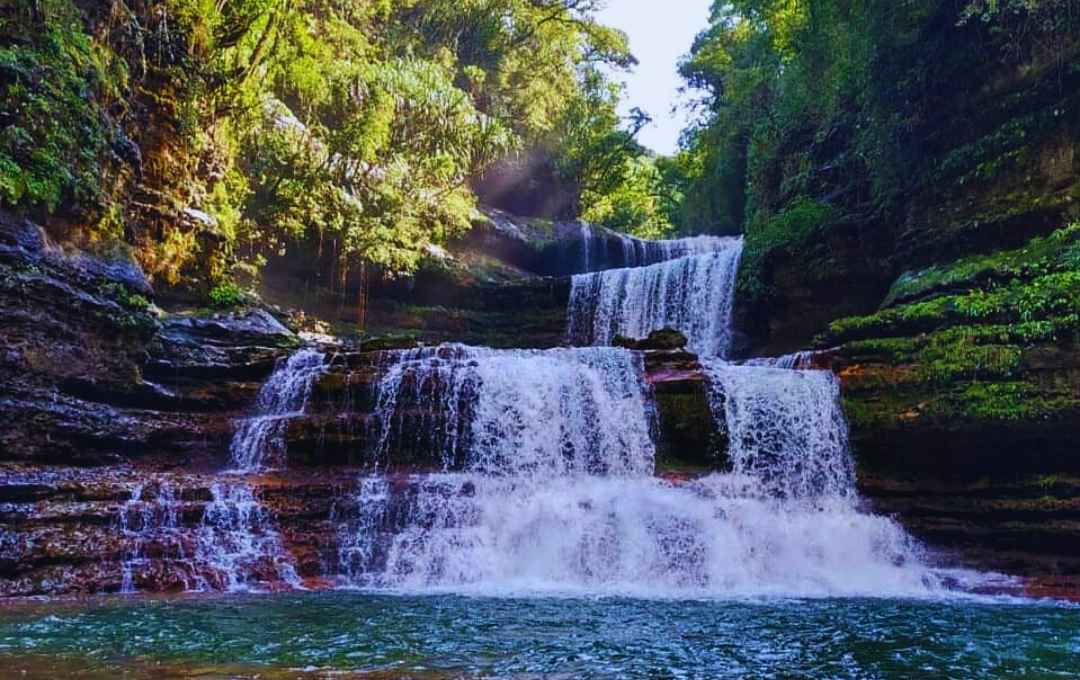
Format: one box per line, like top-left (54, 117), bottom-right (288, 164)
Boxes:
top-left (614, 328), bottom-right (689, 351)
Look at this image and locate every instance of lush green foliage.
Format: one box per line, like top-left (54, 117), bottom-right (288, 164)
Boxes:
top-left (208, 281), bottom-right (247, 309)
top-left (0, 1), bottom-right (121, 214)
top-left (737, 198), bottom-right (833, 300)
top-left (580, 155), bottom-right (679, 239)
top-left (2, 0), bottom-right (661, 286)
top-left (673, 0), bottom-right (1078, 269)
top-left (196, 0), bottom-right (642, 275)
top-left (829, 223), bottom-right (1080, 424)
top-left (823, 270), bottom-right (1080, 347)
top-left (884, 223), bottom-right (1080, 307)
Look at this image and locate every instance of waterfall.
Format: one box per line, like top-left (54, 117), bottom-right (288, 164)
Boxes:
top-left (742, 351), bottom-right (816, 370)
top-left (692, 360), bottom-right (935, 593)
top-left (180, 347), bottom-right (324, 591)
top-left (115, 477), bottom-right (302, 593)
top-left (614, 233), bottom-right (732, 268)
top-left (117, 481), bottom-right (185, 593)
top-left (567, 237), bottom-right (744, 357)
top-left (370, 345), bottom-right (656, 475)
top-left (580, 223), bottom-right (592, 272)
top-left (335, 345), bottom-right (939, 597)
top-left (703, 361), bottom-right (854, 499)
top-left (230, 348), bottom-right (327, 472)
top-left (574, 226), bottom-right (739, 274)
top-left (118, 483), bottom-right (147, 593)
top-left (194, 481), bottom-right (302, 592)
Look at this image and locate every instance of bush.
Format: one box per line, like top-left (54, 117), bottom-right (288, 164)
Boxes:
top-left (208, 281), bottom-right (247, 308)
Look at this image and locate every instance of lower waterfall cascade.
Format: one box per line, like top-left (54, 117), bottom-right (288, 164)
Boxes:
top-left (198, 348), bottom-right (328, 590)
top-left (327, 344), bottom-right (943, 597)
top-left (117, 481), bottom-right (183, 593)
top-left (194, 481), bottom-right (303, 592)
top-left (117, 350), bottom-right (326, 592)
top-left (196, 348), bottom-right (328, 590)
top-left (566, 237), bottom-right (744, 357)
top-left (702, 360), bottom-right (855, 500)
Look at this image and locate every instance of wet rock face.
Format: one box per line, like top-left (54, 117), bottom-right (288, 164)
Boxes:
top-left (0, 465), bottom-right (355, 597)
top-left (0, 210), bottom-right (302, 467)
top-left (648, 357), bottom-right (726, 472)
top-left (858, 473), bottom-right (1080, 580)
top-left (148, 309), bottom-right (297, 382)
top-left (1, 212), bottom-right (160, 463)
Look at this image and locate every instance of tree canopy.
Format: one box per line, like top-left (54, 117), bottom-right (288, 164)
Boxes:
top-left (1, 0), bottom-right (673, 287)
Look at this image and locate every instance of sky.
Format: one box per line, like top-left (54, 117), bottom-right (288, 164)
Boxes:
top-left (596, 0), bottom-right (713, 155)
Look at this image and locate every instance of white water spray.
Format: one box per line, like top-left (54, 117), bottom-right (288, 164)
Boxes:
top-left (192, 347), bottom-right (325, 591)
top-left (117, 481), bottom-right (185, 593)
top-left (742, 351), bottom-right (817, 370)
top-left (703, 361), bottom-right (855, 499)
top-left (194, 481), bottom-right (302, 592)
top-left (371, 345), bottom-right (656, 475)
top-left (337, 346), bottom-right (940, 597)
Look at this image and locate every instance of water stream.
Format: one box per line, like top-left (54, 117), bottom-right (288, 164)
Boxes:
top-left (201, 348), bottom-right (327, 590)
top-left (193, 482), bottom-right (303, 592)
top-left (117, 481), bottom-right (185, 593)
top-left (116, 349), bottom-right (326, 592)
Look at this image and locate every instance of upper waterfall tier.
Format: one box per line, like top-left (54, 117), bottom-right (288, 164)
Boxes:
top-left (577, 224), bottom-right (738, 273)
top-left (566, 237), bottom-right (744, 357)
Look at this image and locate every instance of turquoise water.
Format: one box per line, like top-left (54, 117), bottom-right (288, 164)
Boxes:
top-left (1, 593), bottom-right (1078, 678)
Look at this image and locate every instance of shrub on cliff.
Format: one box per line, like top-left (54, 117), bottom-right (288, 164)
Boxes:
top-left (0, 1), bottom-right (120, 217)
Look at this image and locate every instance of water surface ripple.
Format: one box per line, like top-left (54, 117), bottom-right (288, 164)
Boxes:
top-left (0, 593), bottom-right (1077, 678)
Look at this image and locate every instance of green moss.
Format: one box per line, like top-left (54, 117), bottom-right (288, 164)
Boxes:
top-left (0, 2), bottom-right (121, 215)
top-left (954, 381), bottom-right (1038, 421)
top-left (885, 222), bottom-right (1080, 307)
top-left (737, 198), bottom-right (834, 301)
top-left (841, 318), bottom-right (1080, 386)
top-left (845, 377), bottom-right (1080, 432)
top-left (99, 282), bottom-right (149, 312)
top-left (823, 263), bottom-right (1080, 347)
top-left (823, 297), bottom-right (954, 345)
top-left (834, 224), bottom-right (1080, 429)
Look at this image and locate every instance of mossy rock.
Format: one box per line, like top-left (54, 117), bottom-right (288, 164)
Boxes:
top-left (613, 329), bottom-right (689, 351)
top-left (359, 334), bottom-right (421, 352)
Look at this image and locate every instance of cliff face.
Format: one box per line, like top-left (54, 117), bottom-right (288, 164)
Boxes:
top-left (733, 20), bottom-right (1080, 582)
